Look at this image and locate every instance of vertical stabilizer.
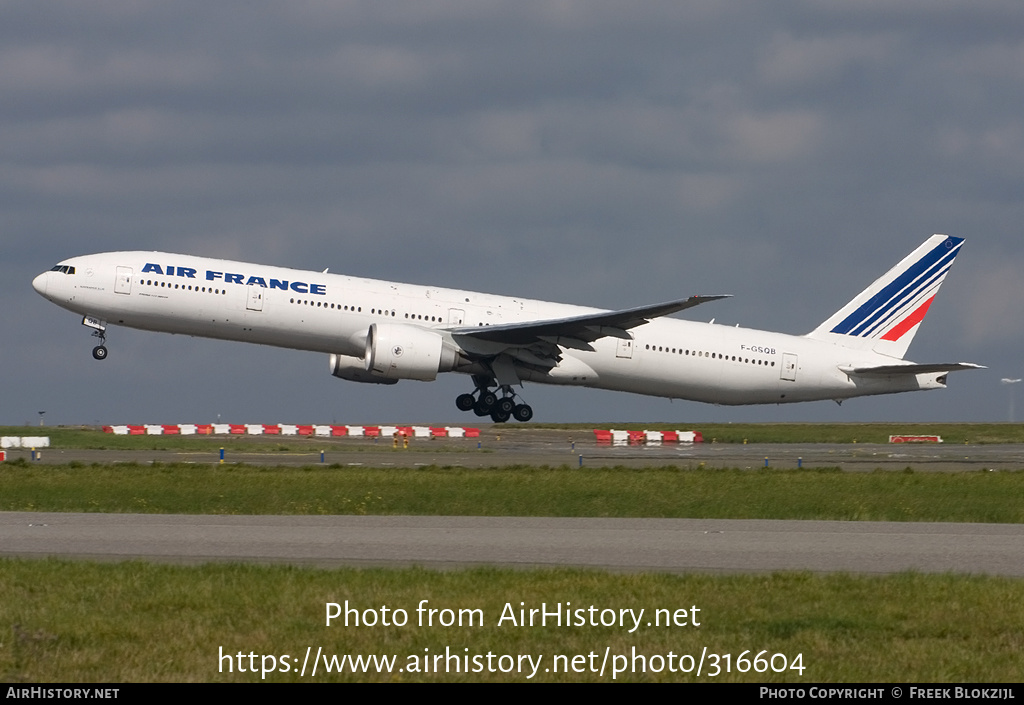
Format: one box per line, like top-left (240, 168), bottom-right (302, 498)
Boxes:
top-left (807, 234), bottom-right (964, 359)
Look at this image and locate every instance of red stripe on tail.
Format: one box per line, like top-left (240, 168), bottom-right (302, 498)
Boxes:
top-left (881, 296), bottom-right (934, 342)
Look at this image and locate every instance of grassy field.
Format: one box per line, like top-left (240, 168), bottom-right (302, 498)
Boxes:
top-left (2, 461), bottom-right (1023, 522)
top-left (4, 425), bottom-right (1021, 683)
top-left (4, 423), bottom-right (1024, 448)
top-left (3, 559), bottom-right (1023, 682)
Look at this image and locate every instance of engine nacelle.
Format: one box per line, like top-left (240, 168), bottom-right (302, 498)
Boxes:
top-left (329, 353), bottom-right (398, 385)
top-left (364, 322), bottom-right (458, 381)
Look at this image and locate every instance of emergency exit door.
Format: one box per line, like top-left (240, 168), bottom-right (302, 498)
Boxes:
top-left (114, 267), bottom-right (133, 295)
top-left (781, 353), bottom-right (798, 382)
top-left (247, 284), bottom-right (264, 311)
top-left (616, 338), bottom-right (634, 359)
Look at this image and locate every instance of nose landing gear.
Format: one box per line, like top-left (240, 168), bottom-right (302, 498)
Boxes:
top-left (82, 316), bottom-right (109, 361)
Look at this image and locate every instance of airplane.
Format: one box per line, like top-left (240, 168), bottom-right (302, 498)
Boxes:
top-left (31, 234), bottom-right (982, 422)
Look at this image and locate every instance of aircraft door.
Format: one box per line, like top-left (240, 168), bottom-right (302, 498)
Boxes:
top-left (114, 267), bottom-right (133, 295)
top-left (616, 338), bottom-right (634, 359)
top-left (246, 284), bottom-right (264, 311)
top-left (781, 353), bottom-right (798, 381)
top-left (448, 308), bottom-right (465, 326)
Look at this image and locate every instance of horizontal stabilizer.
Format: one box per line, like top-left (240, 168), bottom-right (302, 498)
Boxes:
top-left (839, 362), bottom-right (985, 376)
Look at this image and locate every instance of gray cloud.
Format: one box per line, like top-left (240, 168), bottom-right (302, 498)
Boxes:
top-left (4, 0), bottom-right (1021, 425)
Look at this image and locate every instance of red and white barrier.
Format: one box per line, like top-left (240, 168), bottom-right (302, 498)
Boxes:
top-left (890, 435), bottom-right (942, 443)
top-left (1, 436), bottom-right (50, 448)
top-left (99, 424), bottom-right (483, 438)
top-left (594, 429), bottom-right (703, 444)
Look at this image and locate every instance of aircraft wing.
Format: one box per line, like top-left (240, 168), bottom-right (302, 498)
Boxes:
top-left (839, 362), bottom-right (986, 375)
top-left (449, 295), bottom-right (731, 347)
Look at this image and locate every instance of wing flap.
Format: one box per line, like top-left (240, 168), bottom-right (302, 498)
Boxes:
top-left (449, 294), bottom-right (729, 346)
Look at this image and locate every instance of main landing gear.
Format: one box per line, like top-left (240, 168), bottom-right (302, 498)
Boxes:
top-left (455, 384), bottom-right (533, 423)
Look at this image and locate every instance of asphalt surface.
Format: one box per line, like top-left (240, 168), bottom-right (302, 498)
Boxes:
top-left (5, 512), bottom-right (1023, 576)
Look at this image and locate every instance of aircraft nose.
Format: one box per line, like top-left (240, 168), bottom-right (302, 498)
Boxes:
top-left (32, 272), bottom-right (48, 296)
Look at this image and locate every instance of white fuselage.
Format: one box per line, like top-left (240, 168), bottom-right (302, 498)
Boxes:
top-left (32, 251), bottom-right (946, 407)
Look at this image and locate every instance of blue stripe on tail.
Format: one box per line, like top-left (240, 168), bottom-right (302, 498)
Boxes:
top-left (830, 236), bottom-right (962, 337)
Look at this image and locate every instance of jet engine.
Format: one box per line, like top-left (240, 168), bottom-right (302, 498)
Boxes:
top-left (329, 353), bottom-right (398, 384)
top-left (363, 323), bottom-right (460, 381)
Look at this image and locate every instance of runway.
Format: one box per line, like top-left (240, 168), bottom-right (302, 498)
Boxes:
top-left (4, 512), bottom-right (1023, 576)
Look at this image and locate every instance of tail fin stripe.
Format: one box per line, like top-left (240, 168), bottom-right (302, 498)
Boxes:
top-left (851, 251), bottom-right (953, 335)
top-left (879, 296), bottom-right (934, 342)
top-left (861, 278), bottom-right (941, 338)
top-left (854, 255), bottom-right (955, 337)
top-left (831, 238), bottom-right (961, 336)
top-left (840, 240), bottom-right (958, 336)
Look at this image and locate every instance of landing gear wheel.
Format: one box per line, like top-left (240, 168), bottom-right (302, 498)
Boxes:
top-left (496, 397), bottom-right (516, 415)
top-left (473, 401), bottom-right (491, 417)
top-left (512, 404), bottom-right (533, 422)
top-left (479, 391), bottom-right (498, 409)
top-left (490, 408), bottom-right (511, 423)
top-left (92, 345), bottom-right (108, 361)
top-left (456, 393), bottom-right (476, 411)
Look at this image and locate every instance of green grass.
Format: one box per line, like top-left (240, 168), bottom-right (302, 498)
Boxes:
top-left (2, 559), bottom-right (1022, 682)
top-left (3, 462), bottom-right (1024, 522)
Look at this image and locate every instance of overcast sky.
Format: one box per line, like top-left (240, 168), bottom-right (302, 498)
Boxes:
top-left (4, 1), bottom-right (1023, 427)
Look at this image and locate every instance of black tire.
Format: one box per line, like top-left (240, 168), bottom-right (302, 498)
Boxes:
top-left (456, 393), bottom-right (476, 411)
top-left (512, 404), bottom-right (533, 422)
top-left (490, 408), bottom-right (511, 423)
top-left (473, 402), bottom-right (490, 417)
top-left (92, 345), bottom-right (108, 360)
top-left (479, 391), bottom-right (497, 409)
top-left (497, 397), bottom-right (515, 415)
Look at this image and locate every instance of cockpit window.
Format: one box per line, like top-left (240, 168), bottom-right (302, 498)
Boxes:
top-left (49, 265), bottom-right (75, 274)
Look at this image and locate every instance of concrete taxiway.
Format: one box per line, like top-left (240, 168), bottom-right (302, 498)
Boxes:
top-left (4, 512), bottom-right (1023, 576)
